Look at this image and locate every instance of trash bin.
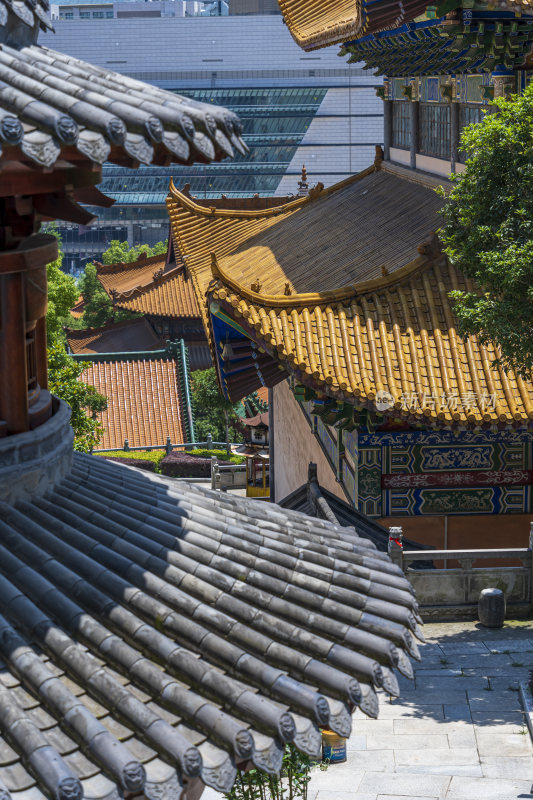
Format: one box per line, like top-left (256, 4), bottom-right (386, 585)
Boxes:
top-left (478, 587), bottom-right (505, 628)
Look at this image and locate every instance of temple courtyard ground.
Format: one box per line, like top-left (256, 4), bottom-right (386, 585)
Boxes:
top-left (203, 619), bottom-right (533, 800)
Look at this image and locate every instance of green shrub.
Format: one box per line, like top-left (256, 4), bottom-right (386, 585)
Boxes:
top-left (189, 448), bottom-right (245, 464)
top-left (95, 449), bottom-right (166, 472)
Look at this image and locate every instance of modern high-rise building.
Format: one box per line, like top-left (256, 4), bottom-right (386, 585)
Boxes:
top-left (229, 0), bottom-right (279, 13)
top-left (43, 14), bottom-right (383, 271)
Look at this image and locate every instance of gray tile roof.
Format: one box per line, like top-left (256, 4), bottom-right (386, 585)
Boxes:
top-left (0, 0), bottom-right (246, 168)
top-left (0, 453), bottom-right (423, 800)
top-left (279, 464), bottom-right (434, 553)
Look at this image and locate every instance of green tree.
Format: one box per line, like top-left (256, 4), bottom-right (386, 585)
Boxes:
top-left (439, 85), bottom-right (533, 375)
top-left (101, 238), bottom-right (167, 266)
top-left (190, 368), bottom-right (244, 451)
top-left (47, 341), bottom-right (107, 453)
top-left (43, 223), bottom-right (79, 342)
top-left (77, 262), bottom-right (137, 329)
top-left (78, 238), bottom-right (168, 328)
top-left (43, 224), bottom-right (108, 451)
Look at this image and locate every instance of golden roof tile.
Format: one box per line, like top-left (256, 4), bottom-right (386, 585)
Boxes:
top-left (82, 358), bottom-right (186, 449)
top-left (278, 0), bottom-right (364, 51)
top-left (166, 163), bottom-right (444, 301)
top-left (209, 257), bottom-right (533, 426)
top-left (166, 159), bottom-right (533, 427)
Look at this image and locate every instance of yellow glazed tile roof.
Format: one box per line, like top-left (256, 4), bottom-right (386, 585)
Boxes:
top-left (277, 0), bottom-right (435, 51)
top-left (167, 159), bottom-right (533, 426)
top-left (166, 163), bottom-right (445, 300)
top-left (209, 257), bottom-right (533, 426)
top-left (278, 0), bottom-right (364, 51)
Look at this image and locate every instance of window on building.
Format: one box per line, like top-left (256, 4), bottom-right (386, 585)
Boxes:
top-left (458, 104), bottom-right (485, 163)
top-left (79, 12), bottom-right (90, 18)
top-left (92, 11), bottom-right (104, 17)
top-left (419, 103), bottom-right (450, 160)
top-left (392, 101), bottom-right (410, 150)
top-left (61, 12), bottom-right (74, 18)
top-left (105, 11), bottom-right (113, 17)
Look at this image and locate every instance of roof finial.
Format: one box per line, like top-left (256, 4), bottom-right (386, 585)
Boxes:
top-left (297, 164), bottom-right (309, 197)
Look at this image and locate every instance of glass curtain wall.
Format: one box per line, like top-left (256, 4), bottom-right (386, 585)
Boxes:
top-left (57, 87), bottom-right (327, 272)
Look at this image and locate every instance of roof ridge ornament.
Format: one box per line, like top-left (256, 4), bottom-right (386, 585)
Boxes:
top-left (297, 164), bottom-right (309, 197)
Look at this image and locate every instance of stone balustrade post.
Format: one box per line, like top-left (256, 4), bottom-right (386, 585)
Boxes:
top-left (388, 526), bottom-right (404, 569)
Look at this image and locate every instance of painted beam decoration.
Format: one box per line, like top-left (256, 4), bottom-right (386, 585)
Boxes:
top-left (340, 16), bottom-right (533, 76)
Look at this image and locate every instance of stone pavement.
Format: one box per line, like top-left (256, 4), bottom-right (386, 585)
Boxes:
top-left (307, 620), bottom-right (533, 800)
top-left (201, 620), bottom-right (533, 800)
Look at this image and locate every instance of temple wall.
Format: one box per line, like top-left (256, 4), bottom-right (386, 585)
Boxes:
top-left (272, 380), bottom-right (346, 503)
top-left (292, 394), bottom-right (533, 550)
top-left (379, 512), bottom-right (532, 553)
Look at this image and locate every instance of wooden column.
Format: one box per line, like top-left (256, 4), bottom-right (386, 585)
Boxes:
top-left (450, 102), bottom-right (460, 173)
top-left (383, 100), bottom-right (393, 161)
top-left (35, 316), bottom-right (48, 391)
top-left (410, 101), bottom-right (419, 169)
top-left (0, 234), bottom-right (57, 435)
top-left (0, 272), bottom-right (27, 434)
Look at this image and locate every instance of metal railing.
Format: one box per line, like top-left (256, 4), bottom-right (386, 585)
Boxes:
top-left (93, 433), bottom-right (240, 455)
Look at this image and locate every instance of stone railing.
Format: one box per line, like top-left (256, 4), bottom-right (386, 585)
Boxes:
top-left (388, 526), bottom-right (533, 620)
top-left (211, 456), bottom-right (247, 491)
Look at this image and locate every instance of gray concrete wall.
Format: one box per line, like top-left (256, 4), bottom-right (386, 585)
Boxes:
top-left (272, 380), bottom-right (346, 503)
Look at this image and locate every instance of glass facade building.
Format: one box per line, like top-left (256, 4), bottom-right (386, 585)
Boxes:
top-left (48, 15), bottom-right (383, 273)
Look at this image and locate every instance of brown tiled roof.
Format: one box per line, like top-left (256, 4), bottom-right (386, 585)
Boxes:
top-left (97, 256), bottom-right (202, 320)
top-left (66, 317), bottom-right (162, 354)
top-left (96, 253), bottom-right (169, 295)
top-left (70, 294), bottom-right (86, 319)
top-left (242, 412), bottom-right (269, 427)
top-left (82, 358), bottom-right (186, 449)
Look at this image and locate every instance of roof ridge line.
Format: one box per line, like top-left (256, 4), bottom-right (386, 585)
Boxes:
top-left (65, 316), bottom-right (148, 337)
top-left (167, 166), bottom-right (377, 220)
top-left (104, 264), bottom-right (185, 301)
top-left (209, 249), bottom-right (438, 308)
top-left (95, 252), bottom-right (166, 274)
top-left (380, 160), bottom-right (453, 191)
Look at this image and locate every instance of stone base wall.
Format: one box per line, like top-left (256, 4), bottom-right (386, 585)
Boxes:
top-left (0, 397), bottom-right (73, 504)
top-left (272, 380), bottom-right (345, 503)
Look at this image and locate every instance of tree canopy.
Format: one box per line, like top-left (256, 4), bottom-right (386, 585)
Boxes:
top-left (190, 368), bottom-right (244, 446)
top-left (439, 85), bottom-right (533, 375)
top-left (43, 225), bottom-right (108, 451)
top-left (43, 224), bottom-right (79, 342)
top-left (47, 341), bottom-right (107, 453)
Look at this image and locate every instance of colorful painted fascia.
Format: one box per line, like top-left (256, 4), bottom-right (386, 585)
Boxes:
top-left (278, 0), bottom-right (533, 53)
top-left (166, 158), bottom-right (533, 430)
top-left (300, 402), bottom-right (533, 517)
top-left (341, 15), bottom-right (533, 77)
